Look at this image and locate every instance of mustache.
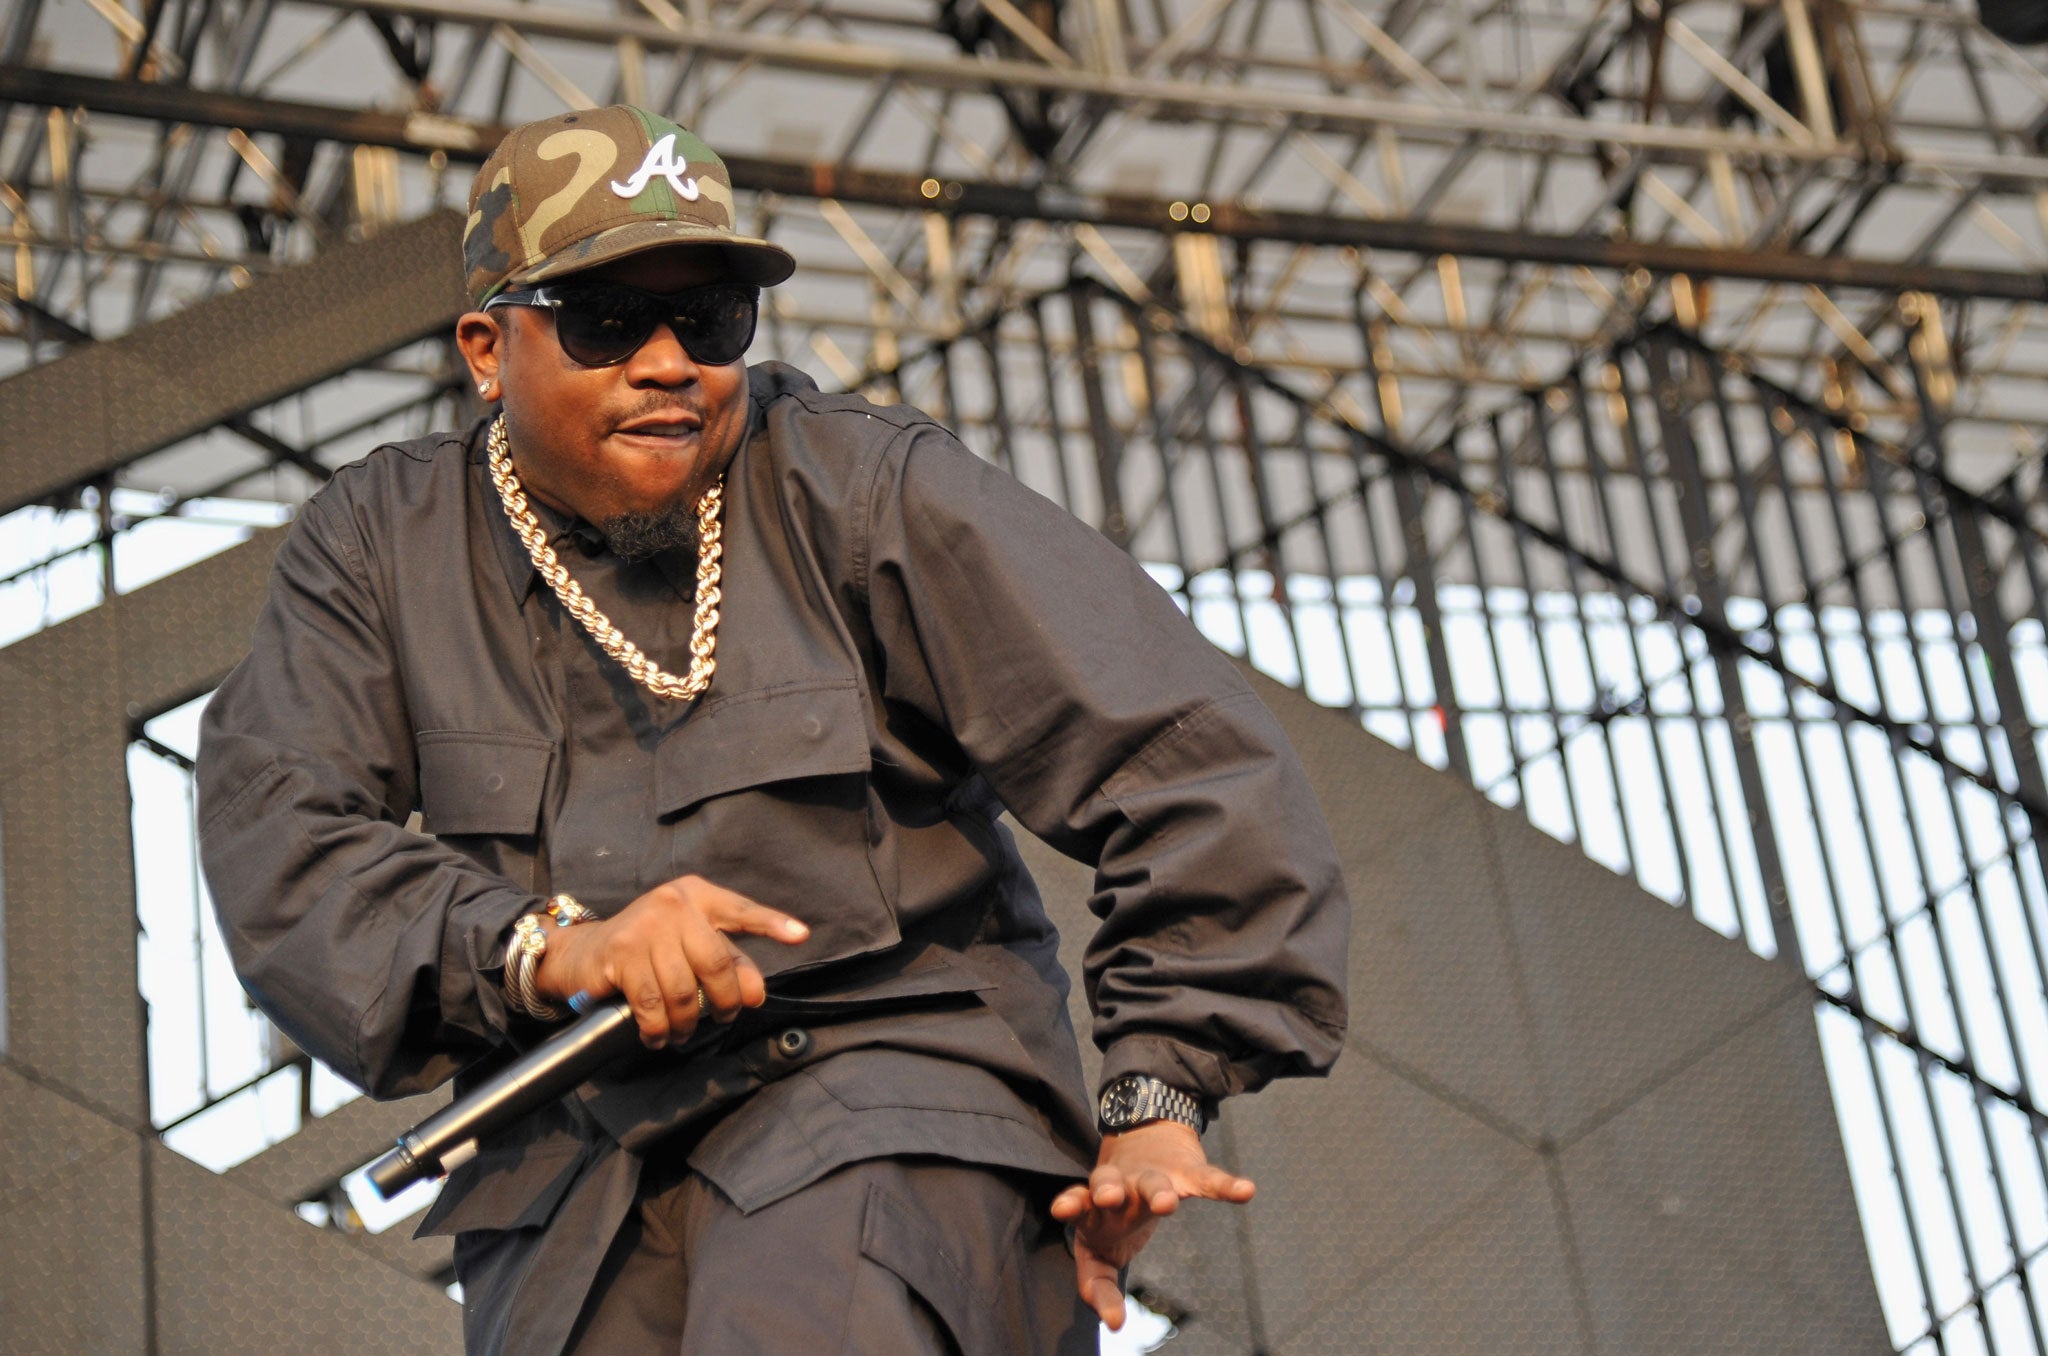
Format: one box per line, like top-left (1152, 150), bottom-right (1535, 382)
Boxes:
top-left (613, 395), bottom-right (701, 428)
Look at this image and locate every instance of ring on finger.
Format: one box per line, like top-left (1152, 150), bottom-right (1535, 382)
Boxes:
top-left (696, 985), bottom-right (708, 1019)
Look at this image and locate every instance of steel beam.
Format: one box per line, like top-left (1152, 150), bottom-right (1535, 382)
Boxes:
top-left (6, 66), bottom-right (2046, 304)
top-left (274, 0), bottom-right (2048, 179)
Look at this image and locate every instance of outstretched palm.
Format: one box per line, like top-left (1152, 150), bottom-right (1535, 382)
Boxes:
top-left (1049, 1120), bottom-right (1257, 1330)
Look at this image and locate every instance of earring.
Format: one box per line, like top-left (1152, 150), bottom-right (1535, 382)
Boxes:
top-left (478, 379), bottom-right (495, 398)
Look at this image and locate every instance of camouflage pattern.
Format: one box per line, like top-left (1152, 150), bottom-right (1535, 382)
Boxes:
top-left (463, 105), bottom-right (794, 307)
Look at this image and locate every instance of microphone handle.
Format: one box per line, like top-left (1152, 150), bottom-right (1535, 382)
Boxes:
top-left (366, 997), bottom-right (640, 1199)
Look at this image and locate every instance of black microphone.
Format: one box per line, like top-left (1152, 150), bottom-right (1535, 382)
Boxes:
top-left (366, 996), bottom-right (641, 1199)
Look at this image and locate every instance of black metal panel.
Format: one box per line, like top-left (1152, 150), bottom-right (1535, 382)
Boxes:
top-left (1316, 733), bottom-right (1549, 1139)
top-left (1559, 994), bottom-right (1890, 1354)
top-left (0, 532), bottom-right (462, 1347)
top-left (0, 1068), bottom-right (148, 1353)
top-left (0, 616), bottom-right (144, 1116)
top-left (150, 1143), bottom-right (463, 1352)
top-left (1284, 1168), bottom-right (1590, 1355)
top-left (1484, 795), bottom-right (1809, 1143)
top-left (1229, 1051), bottom-right (1541, 1342)
top-left (1021, 671), bottom-right (1881, 1351)
top-left (111, 530), bottom-right (285, 709)
top-left (0, 211), bottom-right (464, 516)
top-left (0, 534), bottom-right (279, 1113)
top-left (902, 284), bottom-right (2047, 1350)
top-left (353, 1219), bottom-right (459, 1286)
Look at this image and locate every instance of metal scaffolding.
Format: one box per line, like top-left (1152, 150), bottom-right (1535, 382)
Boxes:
top-left (11, 0), bottom-right (2048, 468)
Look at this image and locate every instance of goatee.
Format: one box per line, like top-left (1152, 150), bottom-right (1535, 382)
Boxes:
top-left (600, 504), bottom-right (699, 562)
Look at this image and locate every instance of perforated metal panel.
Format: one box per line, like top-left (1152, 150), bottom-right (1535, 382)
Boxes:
top-left (1021, 670), bottom-right (1887, 1354)
top-left (0, 1067), bottom-right (148, 1354)
top-left (0, 537), bottom-right (459, 1352)
top-left (0, 211), bottom-right (465, 517)
top-left (0, 535), bottom-right (279, 1113)
top-left (151, 1143), bottom-right (462, 1353)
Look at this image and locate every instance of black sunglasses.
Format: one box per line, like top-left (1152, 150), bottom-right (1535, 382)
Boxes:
top-left (487, 281), bottom-right (761, 368)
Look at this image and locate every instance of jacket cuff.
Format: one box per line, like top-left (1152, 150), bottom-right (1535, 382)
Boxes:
top-left (1098, 1035), bottom-right (1234, 1116)
top-left (446, 887), bottom-right (545, 1035)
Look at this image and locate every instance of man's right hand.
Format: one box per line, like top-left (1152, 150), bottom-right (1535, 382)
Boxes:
top-left (531, 874), bottom-right (810, 1047)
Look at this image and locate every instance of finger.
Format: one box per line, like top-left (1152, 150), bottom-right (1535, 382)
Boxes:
top-left (1071, 1237), bottom-right (1125, 1329)
top-left (1085, 1273), bottom-right (1126, 1331)
top-left (1132, 1169), bottom-right (1180, 1216)
top-left (683, 877), bottom-right (811, 944)
top-left (1189, 1165), bottom-right (1257, 1203)
top-left (1048, 1185), bottom-right (1092, 1222)
top-left (1087, 1164), bottom-right (1129, 1210)
top-left (617, 955), bottom-right (671, 1049)
top-left (676, 909), bottom-right (754, 1020)
top-left (732, 950), bottom-right (768, 1009)
top-left (646, 937), bottom-right (702, 1044)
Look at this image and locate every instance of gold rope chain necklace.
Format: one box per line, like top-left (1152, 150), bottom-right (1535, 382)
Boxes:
top-left (486, 414), bottom-right (723, 702)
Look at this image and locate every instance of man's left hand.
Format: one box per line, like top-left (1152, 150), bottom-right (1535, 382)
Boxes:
top-left (1049, 1120), bottom-right (1256, 1331)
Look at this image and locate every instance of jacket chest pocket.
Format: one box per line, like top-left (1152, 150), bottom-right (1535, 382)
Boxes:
top-left (416, 730), bottom-right (555, 891)
top-left (657, 680), bottom-right (898, 980)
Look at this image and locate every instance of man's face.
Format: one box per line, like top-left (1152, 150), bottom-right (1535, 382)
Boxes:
top-left (457, 248), bottom-right (754, 558)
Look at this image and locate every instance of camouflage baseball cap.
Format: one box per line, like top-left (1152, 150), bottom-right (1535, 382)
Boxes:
top-left (463, 105), bottom-right (795, 307)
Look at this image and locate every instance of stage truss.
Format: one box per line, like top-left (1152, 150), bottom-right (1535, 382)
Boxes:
top-left (7, 0), bottom-right (2048, 471)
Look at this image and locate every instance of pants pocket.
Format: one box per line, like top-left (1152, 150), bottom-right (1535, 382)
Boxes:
top-left (858, 1165), bottom-right (1094, 1356)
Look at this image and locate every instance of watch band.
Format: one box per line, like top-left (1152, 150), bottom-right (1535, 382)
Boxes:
top-left (1097, 1073), bottom-right (1206, 1135)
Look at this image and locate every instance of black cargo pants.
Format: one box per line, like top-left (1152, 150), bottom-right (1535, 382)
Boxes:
top-left (551, 1153), bottom-right (1100, 1354)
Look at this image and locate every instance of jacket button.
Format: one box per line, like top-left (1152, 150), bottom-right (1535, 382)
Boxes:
top-left (776, 1027), bottom-right (812, 1058)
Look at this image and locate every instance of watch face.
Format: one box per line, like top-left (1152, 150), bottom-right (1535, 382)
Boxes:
top-left (1099, 1078), bottom-right (1143, 1128)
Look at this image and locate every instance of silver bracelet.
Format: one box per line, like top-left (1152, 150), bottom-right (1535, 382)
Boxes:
top-left (503, 894), bottom-right (595, 1021)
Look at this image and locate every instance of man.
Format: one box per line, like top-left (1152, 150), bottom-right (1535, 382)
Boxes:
top-left (198, 105), bottom-right (1347, 1355)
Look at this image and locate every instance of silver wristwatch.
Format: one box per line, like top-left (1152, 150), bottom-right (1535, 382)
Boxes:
top-left (1097, 1074), bottom-right (1206, 1135)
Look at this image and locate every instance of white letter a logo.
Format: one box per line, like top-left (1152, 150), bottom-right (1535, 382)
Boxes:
top-left (611, 134), bottom-right (702, 201)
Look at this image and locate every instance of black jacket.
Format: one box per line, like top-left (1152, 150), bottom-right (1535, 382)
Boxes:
top-left (197, 362), bottom-right (1348, 1351)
